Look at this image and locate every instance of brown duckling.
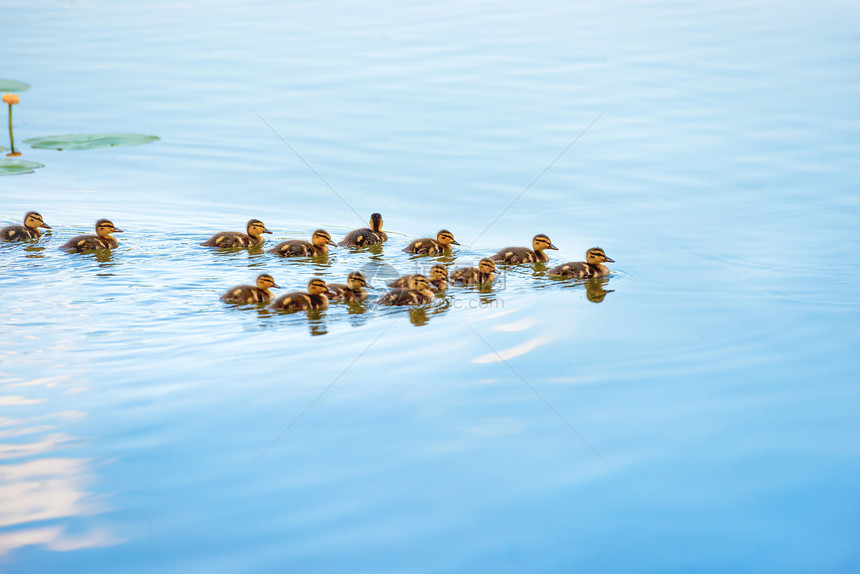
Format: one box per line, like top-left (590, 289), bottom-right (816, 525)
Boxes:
top-left (450, 258), bottom-right (496, 285)
top-left (548, 247), bottom-right (615, 279)
top-left (221, 273), bottom-right (281, 304)
top-left (378, 275), bottom-right (435, 306)
top-left (328, 271), bottom-right (371, 302)
top-left (201, 219), bottom-right (272, 248)
top-left (1, 211), bottom-right (51, 242)
top-left (491, 234), bottom-right (558, 264)
top-left (338, 213), bottom-right (387, 246)
top-left (268, 229), bottom-right (336, 257)
top-left (61, 219), bottom-right (123, 251)
top-left (388, 264), bottom-right (449, 292)
top-left (403, 229), bottom-right (459, 255)
top-left (269, 278), bottom-right (336, 312)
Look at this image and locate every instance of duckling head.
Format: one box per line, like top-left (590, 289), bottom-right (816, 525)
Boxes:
top-left (532, 234), bottom-right (558, 252)
top-left (347, 270), bottom-right (368, 291)
top-left (95, 219), bottom-right (122, 237)
top-left (312, 229), bottom-right (337, 247)
top-left (429, 264), bottom-right (448, 281)
top-left (256, 273), bottom-right (280, 290)
top-left (24, 212), bottom-right (51, 230)
top-left (246, 219), bottom-right (272, 237)
top-left (436, 229), bottom-right (460, 246)
top-left (586, 247), bottom-right (614, 264)
top-left (408, 274), bottom-right (432, 292)
top-left (478, 258), bottom-right (496, 274)
top-left (307, 277), bottom-right (336, 297)
top-left (370, 213), bottom-right (383, 232)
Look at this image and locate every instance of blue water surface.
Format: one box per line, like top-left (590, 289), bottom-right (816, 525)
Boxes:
top-left (1, 0), bottom-right (859, 572)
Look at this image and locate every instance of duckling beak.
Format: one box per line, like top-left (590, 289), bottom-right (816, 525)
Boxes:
top-left (604, 256), bottom-right (615, 263)
top-left (327, 288), bottom-right (338, 296)
top-left (451, 239), bottom-right (461, 246)
top-left (327, 239), bottom-right (337, 247)
top-left (548, 243), bottom-right (559, 250)
top-left (113, 228), bottom-right (124, 233)
top-left (272, 282), bottom-right (281, 289)
top-left (263, 228), bottom-right (273, 234)
top-left (41, 223), bottom-right (52, 229)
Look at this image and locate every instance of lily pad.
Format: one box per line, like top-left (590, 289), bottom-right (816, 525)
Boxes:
top-left (0, 159), bottom-right (45, 176)
top-left (0, 79), bottom-right (30, 92)
top-left (24, 133), bottom-right (159, 151)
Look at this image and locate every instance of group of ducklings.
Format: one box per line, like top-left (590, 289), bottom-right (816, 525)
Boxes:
top-left (3, 211), bottom-right (615, 314)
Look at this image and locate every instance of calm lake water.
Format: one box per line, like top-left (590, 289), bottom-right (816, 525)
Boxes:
top-left (2, 0), bottom-right (859, 572)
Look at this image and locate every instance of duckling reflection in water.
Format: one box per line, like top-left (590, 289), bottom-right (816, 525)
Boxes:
top-left (328, 271), bottom-right (371, 302)
top-left (584, 277), bottom-right (614, 303)
top-left (378, 275), bottom-right (435, 306)
top-left (548, 247), bottom-right (614, 279)
top-left (339, 213), bottom-right (387, 246)
top-left (450, 258), bottom-right (496, 285)
top-left (491, 234), bottom-right (558, 264)
top-left (1, 212), bottom-right (51, 242)
top-left (269, 229), bottom-right (336, 257)
top-left (221, 273), bottom-right (280, 304)
top-left (61, 219), bottom-right (123, 251)
top-left (403, 229), bottom-right (459, 255)
top-left (201, 219), bottom-right (271, 248)
top-left (269, 278), bottom-right (336, 312)
top-left (388, 263), bottom-right (449, 292)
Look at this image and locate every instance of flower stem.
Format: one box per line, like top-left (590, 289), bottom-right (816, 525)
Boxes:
top-left (7, 103), bottom-right (15, 154)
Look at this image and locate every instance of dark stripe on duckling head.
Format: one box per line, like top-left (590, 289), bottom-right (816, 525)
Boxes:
top-left (313, 229), bottom-right (337, 246)
top-left (437, 230), bottom-right (459, 245)
top-left (534, 234), bottom-right (558, 250)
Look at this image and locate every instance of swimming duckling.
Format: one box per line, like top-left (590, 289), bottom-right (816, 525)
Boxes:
top-left (221, 273), bottom-right (281, 304)
top-left (268, 229), bottom-right (336, 257)
top-left (378, 275), bottom-right (436, 306)
top-left (338, 213), bottom-right (387, 247)
top-left (388, 264), bottom-right (449, 292)
top-left (548, 247), bottom-right (615, 279)
top-left (61, 219), bottom-right (123, 251)
top-left (1, 212), bottom-right (51, 242)
top-left (200, 219), bottom-right (272, 248)
top-left (269, 278), bottom-right (336, 312)
top-left (450, 258), bottom-right (496, 285)
top-left (403, 229), bottom-right (459, 255)
top-left (328, 271), bottom-right (371, 302)
top-left (491, 234), bottom-right (558, 264)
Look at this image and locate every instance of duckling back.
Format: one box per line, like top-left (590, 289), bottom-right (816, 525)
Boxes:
top-left (1, 212), bottom-right (51, 242)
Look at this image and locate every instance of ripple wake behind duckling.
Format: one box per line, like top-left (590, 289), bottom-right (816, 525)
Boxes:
top-left (61, 219), bottom-right (123, 252)
top-left (1, 212), bottom-right (51, 242)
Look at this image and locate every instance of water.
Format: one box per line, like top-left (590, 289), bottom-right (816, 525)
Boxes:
top-left (2, 0), bottom-right (859, 571)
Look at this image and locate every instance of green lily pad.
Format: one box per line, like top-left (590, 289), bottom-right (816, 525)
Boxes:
top-left (0, 79), bottom-right (30, 92)
top-left (0, 159), bottom-right (45, 176)
top-left (24, 133), bottom-right (159, 151)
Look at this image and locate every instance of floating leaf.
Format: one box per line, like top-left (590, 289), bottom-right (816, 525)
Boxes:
top-left (0, 159), bottom-right (44, 176)
top-left (24, 133), bottom-right (159, 151)
top-left (0, 79), bottom-right (30, 92)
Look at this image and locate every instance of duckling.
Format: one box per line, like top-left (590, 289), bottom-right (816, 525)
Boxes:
top-left (388, 264), bottom-right (449, 292)
top-left (268, 229), bottom-right (336, 257)
top-left (338, 213), bottom-right (387, 246)
top-left (328, 271), bottom-right (371, 302)
top-left (378, 275), bottom-right (435, 306)
top-left (450, 258), bottom-right (497, 285)
top-left (61, 219), bottom-right (123, 251)
top-left (1, 212), bottom-right (51, 242)
top-left (491, 234), bottom-right (558, 264)
top-left (200, 219), bottom-right (272, 248)
top-left (548, 247), bottom-right (615, 279)
top-left (221, 273), bottom-right (281, 304)
top-left (269, 278), bottom-right (336, 312)
top-left (403, 229), bottom-right (459, 255)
